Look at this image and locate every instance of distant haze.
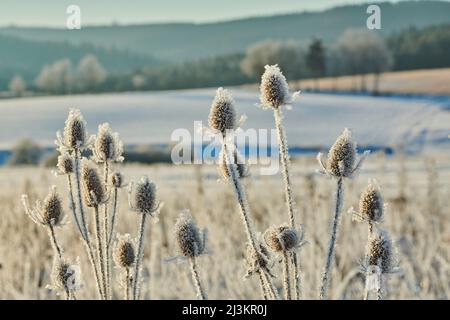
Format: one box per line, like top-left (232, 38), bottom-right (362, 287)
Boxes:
top-left (0, 0), bottom-right (410, 27)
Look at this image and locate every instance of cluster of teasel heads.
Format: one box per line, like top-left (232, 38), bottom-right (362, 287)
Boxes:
top-left (21, 109), bottom-right (163, 300)
top-left (208, 64), bottom-right (397, 300)
top-left (20, 64), bottom-right (398, 301)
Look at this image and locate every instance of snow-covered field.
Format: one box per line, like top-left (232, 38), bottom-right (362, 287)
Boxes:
top-left (0, 89), bottom-right (449, 152)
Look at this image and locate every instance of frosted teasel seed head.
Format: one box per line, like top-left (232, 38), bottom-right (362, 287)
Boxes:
top-left (208, 87), bottom-right (236, 135)
top-left (21, 186), bottom-right (65, 227)
top-left (244, 241), bottom-right (274, 278)
top-left (218, 146), bottom-right (249, 181)
top-left (174, 210), bottom-right (207, 258)
top-left (111, 172), bottom-right (125, 188)
top-left (351, 180), bottom-right (385, 223)
top-left (81, 159), bottom-right (107, 207)
top-left (366, 229), bottom-right (396, 274)
top-left (56, 153), bottom-right (74, 175)
top-left (317, 128), bottom-right (370, 179)
top-left (113, 234), bottom-right (136, 268)
top-left (259, 64), bottom-right (297, 109)
top-left (56, 109), bottom-right (93, 152)
top-left (264, 224), bottom-right (301, 252)
top-left (128, 176), bottom-right (163, 217)
top-left (49, 257), bottom-right (82, 293)
top-left (92, 123), bottom-right (124, 163)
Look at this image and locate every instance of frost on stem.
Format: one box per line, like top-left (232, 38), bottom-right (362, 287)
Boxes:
top-left (208, 87), bottom-right (236, 135)
top-left (218, 146), bottom-right (249, 181)
top-left (317, 128), bottom-right (370, 179)
top-left (92, 123), bottom-right (124, 163)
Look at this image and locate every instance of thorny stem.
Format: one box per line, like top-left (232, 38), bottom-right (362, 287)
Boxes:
top-left (258, 271), bottom-right (269, 300)
top-left (273, 107), bottom-right (301, 299)
top-left (260, 269), bottom-right (280, 300)
top-left (93, 205), bottom-right (108, 299)
top-left (320, 177), bottom-right (344, 300)
top-left (48, 225), bottom-right (62, 259)
top-left (125, 267), bottom-right (131, 300)
top-left (189, 257), bottom-right (207, 300)
top-left (283, 251), bottom-right (292, 300)
top-left (364, 222), bottom-right (375, 300)
top-left (223, 141), bottom-right (278, 299)
top-left (102, 161), bottom-right (111, 299)
top-left (133, 213), bottom-right (148, 300)
top-left (67, 175), bottom-right (83, 238)
top-left (108, 187), bottom-right (118, 248)
top-left (72, 150), bottom-right (104, 299)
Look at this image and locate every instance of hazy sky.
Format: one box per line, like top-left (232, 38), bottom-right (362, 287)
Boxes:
top-left (0, 0), bottom-right (411, 27)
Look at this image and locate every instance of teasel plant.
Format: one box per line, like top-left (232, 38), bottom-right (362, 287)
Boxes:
top-left (316, 128), bottom-right (370, 299)
top-left (174, 210), bottom-right (208, 300)
top-left (258, 64), bottom-right (303, 299)
top-left (363, 228), bottom-right (397, 300)
top-left (49, 256), bottom-right (83, 300)
top-left (21, 186), bottom-right (66, 259)
top-left (81, 159), bottom-right (110, 299)
top-left (113, 233), bottom-right (136, 300)
top-left (264, 224), bottom-right (307, 300)
top-left (208, 87), bottom-right (278, 300)
top-left (128, 176), bottom-right (163, 300)
top-left (55, 109), bottom-right (104, 299)
top-left (349, 180), bottom-right (387, 299)
top-left (92, 123), bottom-right (124, 299)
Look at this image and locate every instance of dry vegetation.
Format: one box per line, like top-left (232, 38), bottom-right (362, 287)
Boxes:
top-left (0, 65), bottom-right (449, 300)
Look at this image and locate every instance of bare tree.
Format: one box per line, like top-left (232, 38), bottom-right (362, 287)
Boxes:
top-left (9, 75), bottom-right (27, 96)
top-left (75, 54), bottom-right (107, 92)
top-left (35, 59), bottom-right (72, 94)
top-left (336, 29), bottom-right (393, 94)
top-left (241, 39), bottom-right (305, 80)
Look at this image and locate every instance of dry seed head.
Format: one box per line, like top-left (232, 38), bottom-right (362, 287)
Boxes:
top-left (218, 146), bottom-right (249, 180)
top-left (359, 181), bottom-right (384, 223)
top-left (367, 229), bottom-right (394, 273)
top-left (264, 224), bottom-right (299, 252)
top-left (93, 123), bottom-right (124, 163)
top-left (57, 153), bottom-right (74, 174)
top-left (81, 159), bottom-right (106, 207)
top-left (111, 172), bottom-right (124, 188)
top-left (50, 257), bottom-right (82, 292)
top-left (326, 128), bottom-right (357, 178)
top-left (174, 210), bottom-right (205, 258)
top-left (129, 176), bottom-right (158, 215)
top-left (42, 186), bottom-right (64, 226)
top-left (113, 234), bottom-right (136, 268)
top-left (260, 64), bottom-right (289, 108)
top-left (62, 109), bottom-right (88, 150)
top-left (208, 87), bottom-right (236, 134)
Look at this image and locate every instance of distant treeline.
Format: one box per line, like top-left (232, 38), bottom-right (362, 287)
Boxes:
top-left (3, 24), bottom-right (450, 95)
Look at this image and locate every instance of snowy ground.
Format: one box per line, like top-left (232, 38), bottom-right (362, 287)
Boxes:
top-left (0, 89), bottom-right (449, 153)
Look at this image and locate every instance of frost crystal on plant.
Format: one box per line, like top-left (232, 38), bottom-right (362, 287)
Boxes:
top-left (259, 64), bottom-right (290, 109)
top-left (208, 87), bottom-right (236, 135)
top-left (92, 123), bottom-right (124, 163)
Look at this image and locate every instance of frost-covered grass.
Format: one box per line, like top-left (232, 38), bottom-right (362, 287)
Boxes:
top-left (1, 154), bottom-right (449, 299)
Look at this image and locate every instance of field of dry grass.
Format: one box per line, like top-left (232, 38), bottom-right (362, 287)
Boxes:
top-left (291, 68), bottom-right (450, 95)
top-left (1, 153), bottom-right (449, 300)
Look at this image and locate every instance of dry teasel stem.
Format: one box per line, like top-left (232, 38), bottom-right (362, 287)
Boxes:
top-left (92, 123), bottom-right (124, 299)
top-left (113, 234), bottom-right (136, 300)
top-left (317, 128), bottom-right (369, 300)
top-left (218, 146), bottom-right (249, 181)
top-left (81, 159), bottom-right (108, 298)
top-left (22, 186), bottom-right (65, 258)
top-left (174, 210), bottom-right (208, 300)
top-left (259, 64), bottom-right (303, 299)
top-left (128, 176), bottom-right (163, 300)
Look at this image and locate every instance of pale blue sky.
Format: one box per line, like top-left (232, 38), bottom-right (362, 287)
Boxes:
top-left (0, 0), bottom-right (410, 27)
